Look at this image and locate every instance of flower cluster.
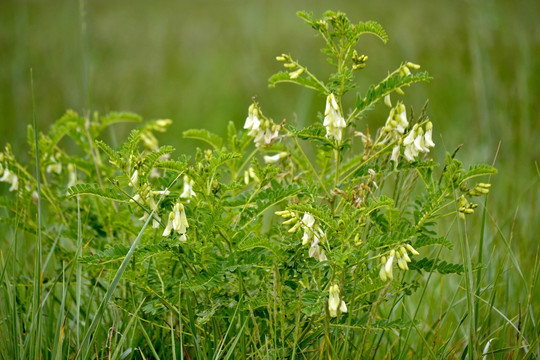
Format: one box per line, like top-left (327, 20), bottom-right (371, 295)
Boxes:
top-left (243, 166), bottom-right (259, 185)
top-left (382, 102), bottom-right (409, 139)
top-left (328, 284), bottom-right (348, 317)
top-left (276, 210), bottom-right (327, 262)
top-left (379, 244), bottom-right (419, 281)
top-left (381, 102), bottom-right (409, 166)
top-left (323, 93), bottom-right (346, 142)
top-left (402, 122), bottom-right (435, 162)
top-left (163, 201), bottom-right (189, 241)
top-left (457, 195), bottom-right (479, 220)
top-left (131, 184), bottom-right (165, 229)
top-left (244, 103), bottom-right (280, 148)
top-left (140, 119), bottom-right (172, 151)
top-left (465, 183), bottom-right (491, 197)
top-left (275, 53), bottom-right (305, 79)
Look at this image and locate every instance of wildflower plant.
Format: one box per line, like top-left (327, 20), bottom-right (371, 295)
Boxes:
top-left (0, 10), bottom-right (498, 359)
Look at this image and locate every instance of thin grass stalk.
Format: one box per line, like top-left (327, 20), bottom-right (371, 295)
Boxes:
top-left (51, 263), bottom-right (66, 360)
top-left (75, 179), bottom-right (176, 359)
top-left (110, 297), bottom-right (146, 360)
top-left (458, 216), bottom-right (477, 359)
top-left (30, 68), bottom-right (43, 359)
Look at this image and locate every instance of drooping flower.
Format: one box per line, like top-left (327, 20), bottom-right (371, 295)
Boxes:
top-left (424, 121), bottom-right (435, 148)
top-left (244, 103), bottom-right (280, 147)
top-left (263, 152), bottom-right (288, 164)
top-left (46, 155), bottom-right (62, 175)
top-left (402, 122), bottom-right (435, 162)
top-left (163, 202), bottom-right (188, 240)
top-left (379, 245), bottom-right (420, 282)
top-left (301, 212), bottom-right (316, 245)
top-left (180, 175), bottom-right (196, 199)
top-left (328, 284), bottom-right (348, 318)
top-left (0, 167), bottom-right (18, 192)
top-left (244, 103), bottom-right (261, 135)
top-left (67, 163), bottom-right (78, 188)
top-left (130, 169), bottom-right (139, 187)
top-left (384, 250), bottom-right (396, 280)
top-left (323, 93), bottom-right (346, 142)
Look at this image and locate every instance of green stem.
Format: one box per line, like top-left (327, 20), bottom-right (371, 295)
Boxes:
top-left (291, 134), bottom-right (331, 199)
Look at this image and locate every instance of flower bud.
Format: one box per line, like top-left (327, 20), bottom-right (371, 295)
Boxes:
top-left (289, 68), bottom-right (304, 79)
top-left (384, 94), bottom-right (392, 108)
top-left (405, 244), bottom-right (419, 256)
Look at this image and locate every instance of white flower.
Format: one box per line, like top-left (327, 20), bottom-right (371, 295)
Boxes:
top-left (323, 94), bottom-right (346, 142)
top-left (390, 145), bottom-right (400, 166)
top-left (328, 284), bottom-right (348, 317)
top-left (244, 104), bottom-right (260, 133)
top-left (46, 156), bottom-right (62, 175)
top-left (403, 144), bottom-right (419, 162)
top-left (379, 246), bottom-right (419, 282)
top-left (395, 103), bottom-right (408, 134)
top-left (403, 125), bottom-right (417, 146)
top-left (263, 153), bottom-right (281, 164)
top-left (309, 242), bottom-right (326, 261)
top-left (162, 212), bottom-right (174, 237)
top-left (424, 121), bottom-right (435, 148)
top-left (262, 128), bottom-right (279, 146)
top-left (180, 175), bottom-right (196, 199)
top-left (406, 244), bottom-right (419, 255)
top-left (130, 169), bottom-right (138, 187)
top-left (67, 163), bottom-right (77, 188)
top-left (384, 250), bottom-right (395, 280)
top-left (301, 212), bottom-right (316, 245)
top-left (413, 128), bottom-right (430, 153)
top-left (379, 258), bottom-right (388, 282)
top-left (0, 168), bottom-right (18, 192)
top-left (384, 94), bottom-right (392, 108)
top-left (244, 104), bottom-right (280, 147)
top-left (163, 202), bottom-right (189, 238)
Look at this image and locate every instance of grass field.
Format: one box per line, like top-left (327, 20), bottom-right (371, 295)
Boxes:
top-left (0, 0), bottom-right (538, 358)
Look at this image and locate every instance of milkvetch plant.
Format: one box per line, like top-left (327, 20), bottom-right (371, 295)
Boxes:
top-left (0, 10), bottom-right (497, 359)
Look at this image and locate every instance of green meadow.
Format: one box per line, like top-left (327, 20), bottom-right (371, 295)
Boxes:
top-left (0, 1), bottom-right (538, 358)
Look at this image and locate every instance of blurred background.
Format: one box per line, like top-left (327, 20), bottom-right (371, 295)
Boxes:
top-left (0, 1), bottom-right (538, 263)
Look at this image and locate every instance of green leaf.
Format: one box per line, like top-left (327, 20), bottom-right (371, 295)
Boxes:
top-left (100, 112), bottom-right (142, 129)
top-left (181, 265), bottom-right (224, 290)
top-left (353, 21), bottom-right (388, 43)
top-left (183, 129), bottom-right (223, 149)
top-left (355, 72), bottom-right (432, 115)
top-left (414, 235), bottom-right (454, 250)
top-left (96, 140), bottom-right (123, 168)
top-left (237, 236), bottom-right (282, 257)
top-left (67, 184), bottom-right (129, 203)
top-left (301, 290), bottom-right (325, 316)
top-left (268, 71), bottom-right (327, 93)
top-left (154, 159), bottom-right (188, 173)
top-left (461, 164), bottom-right (497, 182)
top-left (141, 145), bottom-right (176, 181)
top-left (409, 257), bottom-right (464, 275)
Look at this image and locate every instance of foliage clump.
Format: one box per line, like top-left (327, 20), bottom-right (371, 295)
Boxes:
top-left (0, 10), bottom-right (496, 359)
